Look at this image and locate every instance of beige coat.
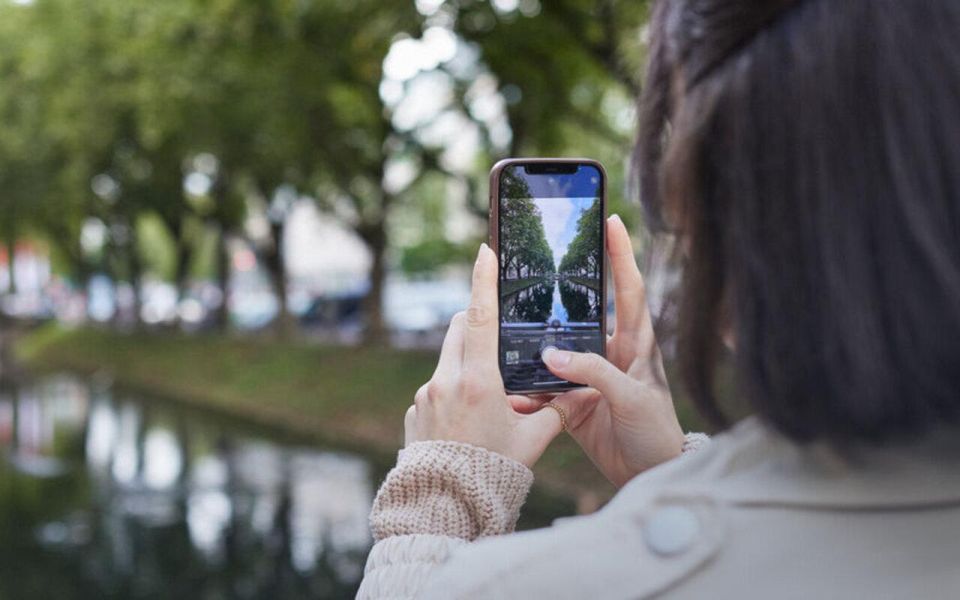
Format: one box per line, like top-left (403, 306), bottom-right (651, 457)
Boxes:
top-left (360, 418), bottom-right (960, 599)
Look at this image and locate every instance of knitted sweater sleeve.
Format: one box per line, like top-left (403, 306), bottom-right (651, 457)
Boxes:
top-left (357, 434), bottom-right (709, 600)
top-left (357, 441), bottom-right (532, 599)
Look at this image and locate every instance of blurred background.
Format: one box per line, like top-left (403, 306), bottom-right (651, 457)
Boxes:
top-left (0, 0), bottom-right (702, 597)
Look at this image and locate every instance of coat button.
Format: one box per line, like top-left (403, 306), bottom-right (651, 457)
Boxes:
top-left (642, 506), bottom-right (700, 557)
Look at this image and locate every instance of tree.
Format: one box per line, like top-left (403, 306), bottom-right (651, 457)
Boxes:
top-left (0, 0), bottom-right (114, 298)
top-left (404, 0), bottom-right (651, 283)
top-left (500, 198), bottom-right (554, 280)
top-left (123, 0), bottom-right (424, 341)
top-left (290, 1), bottom-right (424, 343)
top-left (0, 6), bottom-right (36, 294)
top-left (0, 0), bottom-right (655, 339)
top-left (496, 169), bottom-right (553, 281)
top-left (559, 198), bottom-right (602, 278)
top-left (451, 0), bottom-right (648, 154)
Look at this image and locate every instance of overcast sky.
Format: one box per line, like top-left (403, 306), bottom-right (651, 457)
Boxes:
top-left (533, 197), bottom-right (595, 267)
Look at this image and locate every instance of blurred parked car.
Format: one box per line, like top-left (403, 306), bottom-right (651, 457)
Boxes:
top-left (299, 293), bottom-right (364, 329)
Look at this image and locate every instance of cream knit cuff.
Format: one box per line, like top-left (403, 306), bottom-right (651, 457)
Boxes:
top-left (370, 440), bottom-right (534, 542)
top-left (682, 432), bottom-right (711, 454)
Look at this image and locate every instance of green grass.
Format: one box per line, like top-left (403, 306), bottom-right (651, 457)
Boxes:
top-left (16, 325), bottom-right (433, 448)
top-left (15, 324), bottom-right (708, 502)
top-left (500, 276), bottom-right (549, 296)
top-left (566, 276), bottom-right (601, 291)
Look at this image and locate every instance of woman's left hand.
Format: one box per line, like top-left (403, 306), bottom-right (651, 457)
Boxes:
top-left (404, 244), bottom-right (566, 468)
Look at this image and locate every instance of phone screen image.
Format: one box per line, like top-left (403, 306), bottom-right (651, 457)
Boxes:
top-left (496, 162), bottom-right (605, 393)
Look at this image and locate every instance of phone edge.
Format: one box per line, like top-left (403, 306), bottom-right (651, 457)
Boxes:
top-left (489, 158), bottom-right (608, 396)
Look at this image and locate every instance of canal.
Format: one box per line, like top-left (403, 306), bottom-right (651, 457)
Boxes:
top-left (502, 277), bottom-right (602, 324)
top-left (0, 372), bottom-right (574, 599)
top-left (0, 374), bottom-right (376, 598)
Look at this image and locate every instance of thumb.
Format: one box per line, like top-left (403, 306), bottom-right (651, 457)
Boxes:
top-left (542, 348), bottom-right (627, 401)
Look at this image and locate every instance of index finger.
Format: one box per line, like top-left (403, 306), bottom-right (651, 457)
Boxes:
top-left (462, 243), bottom-right (500, 374)
top-left (432, 312), bottom-right (465, 382)
top-left (607, 215), bottom-right (649, 335)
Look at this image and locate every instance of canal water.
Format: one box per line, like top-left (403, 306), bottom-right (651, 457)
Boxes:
top-left (0, 374), bottom-right (378, 598)
top-left (0, 373), bottom-right (574, 599)
top-left (502, 277), bottom-right (602, 324)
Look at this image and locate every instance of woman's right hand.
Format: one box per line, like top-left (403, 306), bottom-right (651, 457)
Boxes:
top-left (514, 215), bottom-right (686, 488)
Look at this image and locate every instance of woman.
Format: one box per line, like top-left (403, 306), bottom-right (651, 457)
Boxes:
top-left (359, 0), bottom-right (960, 597)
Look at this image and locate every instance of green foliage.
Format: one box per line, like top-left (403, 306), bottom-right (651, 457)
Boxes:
top-left (444, 0), bottom-right (651, 266)
top-left (498, 187), bottom-right (556, 281)
top-left (0, 0), bottom-right (652, 295)
top-left (451, 0), bottom-right (650, 153)
top-left (136, 213), bottom-right (177, 280)
top-left (558, 198), bottom-right (602, 277)
top-left (400, 238), bottom-right (475, 275)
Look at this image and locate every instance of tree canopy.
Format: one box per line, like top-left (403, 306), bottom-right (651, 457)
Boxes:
top-left (558, 198), bottom-right (602, 278)
top-left (0, 0), bottom-right (650, 337)
top-left (499, 196), bottom-right (554, 280)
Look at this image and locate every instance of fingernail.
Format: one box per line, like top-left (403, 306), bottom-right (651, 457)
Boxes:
top-left (608, 214), bottom-right (622, 225)
top-left (542, 347), bottom-right (571, 368)
top-left (477, 243), bottom-right (489, 261)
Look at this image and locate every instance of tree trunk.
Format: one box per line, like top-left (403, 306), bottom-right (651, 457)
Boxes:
top-left (105, 242), bottom-right (125, 328)
top-left (5, 237), bottom-right (15, 295)
top-left (66, 243), bottom-right (91, 323)
top-left (213, 225), bottom-right (232, 332)
top-left (128, 237), bottom-right (144, 329)
top-left (360, 221), bottom-right (388, 345)
top-left (174, 238), bottom-right (192, 310)
top-left (265, 221), bottom-right (293, 339)
top-left (10, 390), bottom-right (19, 453)
top-left (165, 232), bottom-right (194, 331)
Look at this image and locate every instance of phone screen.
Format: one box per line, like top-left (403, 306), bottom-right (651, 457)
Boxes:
top-left (496, 162), bottom-right (605, 393)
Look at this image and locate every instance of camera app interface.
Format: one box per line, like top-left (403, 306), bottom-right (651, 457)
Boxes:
top-left (498, 164), bottom-right (604, 391)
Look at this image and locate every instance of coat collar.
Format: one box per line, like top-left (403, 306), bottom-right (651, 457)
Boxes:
top-left (670, 417), bottom-right (960, 510)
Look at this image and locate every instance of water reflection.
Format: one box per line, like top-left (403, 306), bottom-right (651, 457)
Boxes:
top-left (502, 277), bottom-right (601, 324)
top-left (0, 375), bottom-right (375, 598)
top-left (502, 279), bottom-right (553, 323)
top-left (558, 280), bottom-right (601, 323)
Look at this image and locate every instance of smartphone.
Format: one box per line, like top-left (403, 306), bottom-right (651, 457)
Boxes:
top-left (489, 158), bottom-right (607, 395)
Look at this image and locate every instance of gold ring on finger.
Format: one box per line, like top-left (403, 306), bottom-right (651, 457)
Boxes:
top-left (543, 402), bottom-right (568, 432)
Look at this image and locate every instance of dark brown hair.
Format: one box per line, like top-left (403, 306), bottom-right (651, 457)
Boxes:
top-left (637, 0), bottom-right (960, 442)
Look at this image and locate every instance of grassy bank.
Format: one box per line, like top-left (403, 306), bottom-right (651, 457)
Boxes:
top-left (566, 276), bottom-right (601, 291)
top-left (15, 325), bottom-right (705, 502)
top-left (500, 276), bottom-right (549, 296)
top-left (15, 325), bottom-right (610, 498)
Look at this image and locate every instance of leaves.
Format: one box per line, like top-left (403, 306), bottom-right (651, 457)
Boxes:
top-left (0, 0), bottom-right (649, 293)
top-left (558, 198), bottom-right (602, 277)
top-left (499, 172), bottom-right (555, 280)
